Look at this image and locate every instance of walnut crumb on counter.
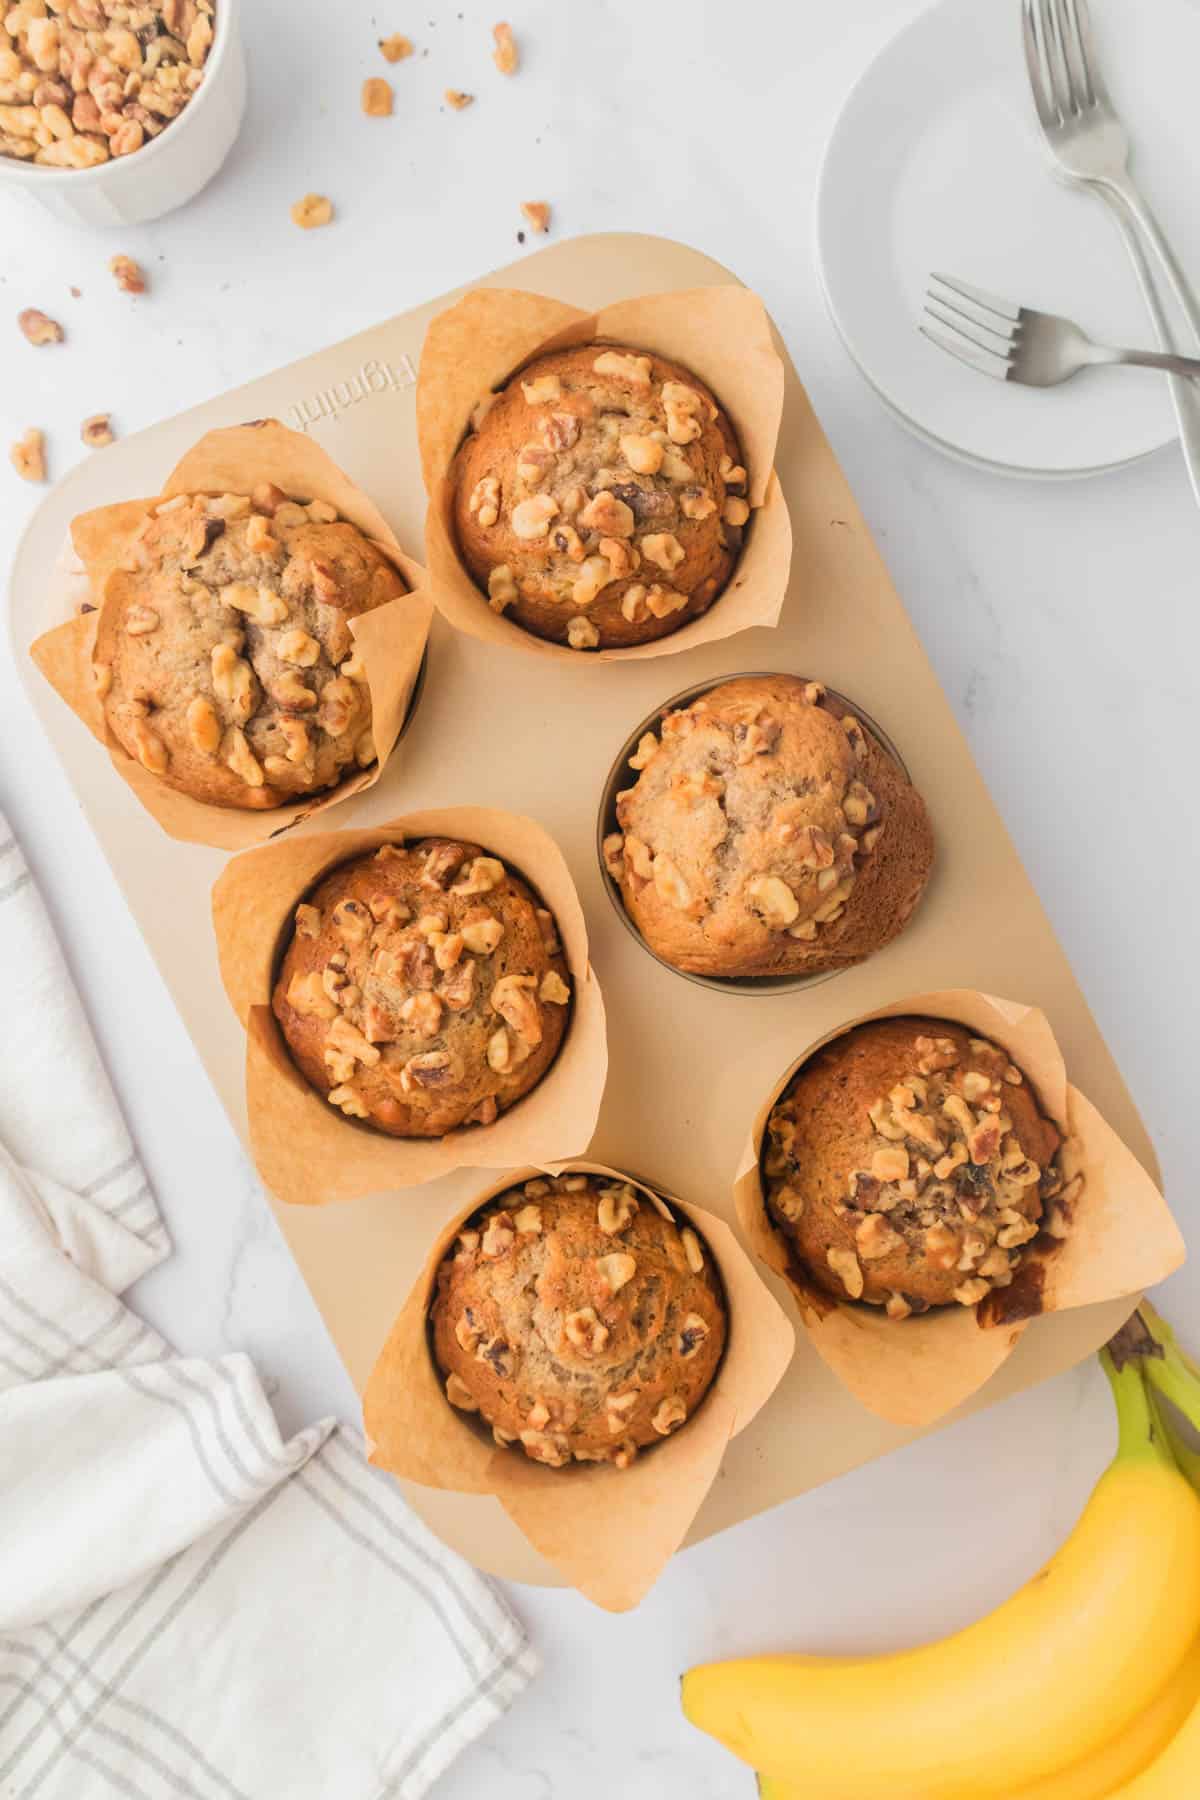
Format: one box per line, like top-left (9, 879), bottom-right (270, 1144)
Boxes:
top-left (379, 33), bottom-right (413, 62)
top-left (520, 201), bottom-right (550, 234)
top-left (444, 89), bottom-right (474, 110)
top-left (492, 22), bottom-right (518, 74)
top-left (109, 256), bottom-right (146, 296)
top-left (18, 308), bottom-right (63, 346)
top-left (291, 194), bottom-right (334, 229)
top-left (81, 415), bottom-right (115, 449)
top-left (10, 429), bottom-right (46, 483)
top-left (362, 78), bottom-right (393, 116)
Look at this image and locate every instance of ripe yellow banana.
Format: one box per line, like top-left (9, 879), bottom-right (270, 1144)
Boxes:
top-left (1108, 1682), bottom-right (1200, 1795)
top-left (682, 1352), bottom-right (1200, 1799)
top-left (757, 1635), bottom-right (1200, 1800)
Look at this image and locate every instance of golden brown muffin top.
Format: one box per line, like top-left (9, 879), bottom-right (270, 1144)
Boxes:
top-left (431, 1173), bottom-right (727, 1470)
top-left (272, 839), bottom-right (572, 1139)
top-left (94, 485), bottom-right (405, 811)
top-left (763, 1018), bottom-right (1070, 1316)
top-left (452, 342), bottom-right (747, 650)
top-left (604, 675), bottom-right (934, 979)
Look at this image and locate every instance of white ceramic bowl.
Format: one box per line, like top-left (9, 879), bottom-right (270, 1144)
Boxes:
top-left (0, 0), bottom-right (246, 227)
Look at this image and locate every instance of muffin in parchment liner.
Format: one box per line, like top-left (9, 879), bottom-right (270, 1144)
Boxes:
top-left (364, 1162), bottom-right (794, 1613)
top-left (30, 421), bottom-right (433, 851)
top-left (211, 808), bottom-right (608, 1204)
top-left (734, 989), bottom-right (1184, 1428)
top-left (417, 284), bottom-right (792, 663)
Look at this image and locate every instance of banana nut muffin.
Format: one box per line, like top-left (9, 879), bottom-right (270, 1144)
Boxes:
top-left (452, 342), bottom-right (748, 650)
top-left (93, 485), bottom-right (405, 810)
top-left (431, 1172), bottom-right (727, 1469)
top-left (762, 1018), bottom-right (1078, 1317)
top-left (272, 839), bottom-right (572, 1138)
top-left (603, 674), bottom-right (934, 979)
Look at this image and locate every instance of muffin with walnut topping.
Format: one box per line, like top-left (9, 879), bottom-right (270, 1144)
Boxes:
top-left (431, 1172), bottom-right (727, 1469)
top-left (93, 485), bottom-right (406, 811)
top-left (452, 342), bottom-right (748, 650)
top-left (762, 1018), bottom-right (1076, 1318)
top-left (271, 838), bottom-right (572, 1137)
top-left (603, 674), bottom-right (934, 980)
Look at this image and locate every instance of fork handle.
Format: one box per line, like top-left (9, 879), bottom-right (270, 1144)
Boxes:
top-left (1100, 347), bottom-right (1200, 379)
top-left (1087, 182), bottom-right (1200, 508)
top-left (1101, 174), bottom-right (1200, 350)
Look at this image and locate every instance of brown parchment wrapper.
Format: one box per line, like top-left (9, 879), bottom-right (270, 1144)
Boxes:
top-left (734, 989), bottom-right (1184, 1429)
top-left (364, 1161), bottom-right (795, 1611)
top-left (416, 285), bottom-right (793, 663)
top-left (211, 807), bottom-right (608, 1205)
top-left (29, 421), bottom-right (435, 852)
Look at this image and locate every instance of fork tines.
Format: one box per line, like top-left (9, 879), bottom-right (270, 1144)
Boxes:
top-left (920, 273), bottom-right (1023, 381)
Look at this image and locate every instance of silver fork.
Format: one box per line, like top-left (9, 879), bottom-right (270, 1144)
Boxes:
top-left (1021, 0), bottom-right (1200, 499)
top-left (922, 272), bottom-right (1200, 387)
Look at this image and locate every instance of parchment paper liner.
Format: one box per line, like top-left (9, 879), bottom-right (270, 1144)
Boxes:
top-left (416, 285), bottom-right (792, 663)
top-left (211, 807), bottom-right (608, 1206)
top-left (734, 989), bottom-right (1184, 1429)
top-left (364, 1160), bottom-right (795, 1612)
top-left (29, 421), bottom-right (435, 851)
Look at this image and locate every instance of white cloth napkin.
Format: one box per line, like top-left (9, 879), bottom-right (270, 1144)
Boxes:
top-left (0, 820), bottom-right (537, 1798)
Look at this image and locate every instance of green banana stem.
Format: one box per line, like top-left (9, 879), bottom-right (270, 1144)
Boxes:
top-left (1099, 1343), bottom-right (1176, 1469)
top-left (1103, 1304), bottom-right (1200, 1484)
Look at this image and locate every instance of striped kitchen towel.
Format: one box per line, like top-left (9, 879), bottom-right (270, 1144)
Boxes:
top-left (0, 820), bottom-right (537, 1798)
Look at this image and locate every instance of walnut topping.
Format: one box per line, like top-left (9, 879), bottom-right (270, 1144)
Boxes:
top-left (521, 374), bottom-right (562, 405)
top-left (487, 565), bottom-right (518, 612)
top-left (451, 856), bottom-right (504, 897)
top-left (596, 1252), bottom-right (636, 1295)
top-left (513, 1203), bottom-right (542, 1235)
top-left (328, 1083), bottom-right (368, 1118)
top-left (468, 475), bottom-right (500, 528)
top-left (362, 77), bottom-right (393, 116)
top-left (490, 972), bottom-right (542, 1045)
top-left (10, 428), bottom-right (45, 482)
top-left (640, 532), bottom-right (685, 572)
top-left (598, 1185), bottom-right (638, 1235)
top-left (571, 556), bottom-right (611, 608)
top-left (620, 432), bottom-right (664, 474)
top-left (292, 193), bottom-right (334, 230)
top-left (953, 1277), bottom-right (991, 1306)
top-left (511, 494), bottom-right (559, 539)
top-left (773, 1185), bottom-right (804, 1221)
top-left (680, 1227), bottom-right (704, 1274)
top-left (723, 496), bottom-right (750, 527)
top-left (481, 1211), bottom-right (516, 1258)
top-left (567, 616), bottom-right (599, 651)
top-left (592, 349), bottom-right (653, 386)
top-left (915, 1034), bottom-right (959, 1075)
top-left (746, 873), bottom-right (800, 929)
top-left (445, 1372), bottom-right (479, 1412)
top-left (628, 732), bottom-right (658, 772)
top-left (520, 1429), bottom-right (571, 1467)
top-left (661, 382), bottom-right (706, 444)
top-left (680, 487), bottom-right (717, 520)
top-left (493, 21), bottom-right (519, 73)
top-left (461, 915), bottom-right (504, 955)
top-left (399, 992), bottom-right (443, 1037)
top-left (539, 971), bottom-right (570, 1005)
top-left (455, 1313), bottom-right (482, 1355)
top-left (871, 1146), bottom-right (909, 1183)
top-left (331, 898), bottom-right (370, 944)
top-left (924, 1222), bottom-right (962, 1270)
top-left (885, 1291), bottom-right (913, 1321)
top-left (18, 308), bottom-right (63, 346)
top-left (486, 1027), bottom-right (525, 1074)
top-left (564, 1306), bottom-right (609, 1355)
top-left (652, 854), bottom-right (691, 909)
top-left (856, 1213), bottom-right (903, 1260)
top-left (223, 726), bottom-right (262, 787)
top-left (578, 490), bottom-right (635, 537)
top-left (185, 695), bottom-right (220, 755)
top-left (827, 1247), bottom-right (864, 1298)
top-left (652, 1396), bottom-right (687, 1436)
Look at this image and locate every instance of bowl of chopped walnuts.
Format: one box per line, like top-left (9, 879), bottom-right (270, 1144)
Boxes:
top-left (0, 0), bottom-right (245, 227)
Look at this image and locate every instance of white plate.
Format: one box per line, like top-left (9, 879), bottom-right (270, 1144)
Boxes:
top-left (816, 0), bottom-right (1200, 477)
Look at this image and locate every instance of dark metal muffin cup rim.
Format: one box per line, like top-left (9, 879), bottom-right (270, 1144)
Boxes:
top-left (594, 669), bottom-right (912, 998)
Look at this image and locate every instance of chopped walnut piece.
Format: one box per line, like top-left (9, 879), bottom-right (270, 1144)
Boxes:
top-left (539, 971), bottom-right (570, 1005)
top-left (564, 1306), bottom-right (609, 1355)
top-left (596, 1252), bottom-right (636, 1295)
top-left (379, 33), bottom-right (414, 61)
top-left (566, 616), bottom-right (599, 651)
top-left (291, 193), bottom-right (334, 230)
top-left (520, 200), bottom-right (550, 233)
top-left (492, 21), bottom-right (519, 73)
top-left (598, 1185), bottom-right (638, 1235)
top-left (481, 1211), bottom-right (516, 1259)
top-left (827, 1246), bottom-right (864, 1298)
top-left (10, 429), bottom-right (46, 483)
top-left (362, 77), bottom-right (393, 116)
top-left (513, 1203), bottom-right (542, 1235)
top-left (680, 1227), bottom-right (704, 1274)
top-left (445, 1372), bottom-right (478, 1412)
top-left (109, 255), bottom-right (146, 295)
top-left (18, 308), bottom-right (63, 346)
top-left (856, 1213), bottom-right (903, 1260)
top-left (746, 873), bottom-right (800, 929)
top-left (444, 89), bottom-right (474, 110)
top-left (652, 1396), bottom-right (687, 1436)
top-left (592, 349), bottom-right (652, 387)
top-left (80, 409), bottom-right (116, 446)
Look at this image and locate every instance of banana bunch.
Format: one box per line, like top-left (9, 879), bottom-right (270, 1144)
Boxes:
top-left (682, 1306), bottom-right (1200, 1798)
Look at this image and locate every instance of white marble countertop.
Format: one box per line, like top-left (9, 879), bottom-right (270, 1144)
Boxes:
top-left (2, 1), bottom-right (1198, 1793)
